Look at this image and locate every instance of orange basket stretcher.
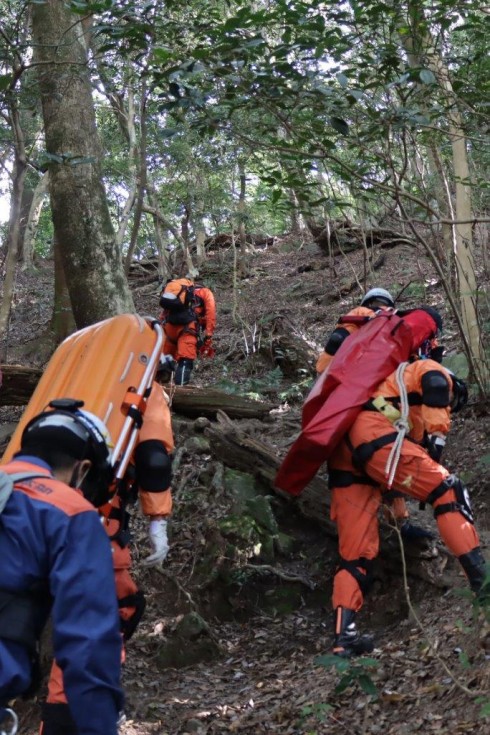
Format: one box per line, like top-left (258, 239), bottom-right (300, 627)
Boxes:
top-left (2, 314), bottom-right (164, 485)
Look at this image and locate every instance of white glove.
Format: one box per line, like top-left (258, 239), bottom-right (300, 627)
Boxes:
top-left (142, 518), bottom-right (169, 566)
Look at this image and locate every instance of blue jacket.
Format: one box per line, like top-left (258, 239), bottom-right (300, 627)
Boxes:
top-left (0, 458), bottom-right (123, 735)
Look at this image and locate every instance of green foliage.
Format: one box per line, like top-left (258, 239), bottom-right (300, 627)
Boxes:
top-left (477, 697), bottom-right (490, 719)
top-left (278, 375), bottom-right (314, 402)
top-left (297, 702), bottom-right (333, 731)
top-left (217, 366), bottom-right (283, 400)
top-left (314, 654), bottom-right (379, 696)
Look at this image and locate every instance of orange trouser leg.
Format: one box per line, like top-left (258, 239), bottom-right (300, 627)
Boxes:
top-left (330, 482), bottom-right (381, 611)
top-left (163, 323), bottom-right (198, 360)
top-left (350, 415), bottom-right (481, 559)
top-left (433, 491), bottom-right (480, 557)
top-left (46, 662), bottom-right (67, 705)
top-left (137, 384), bottom-right (174, 517)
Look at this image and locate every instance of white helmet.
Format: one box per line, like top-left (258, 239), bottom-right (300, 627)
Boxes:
top-left (361, 288), bottom-right (394, 308)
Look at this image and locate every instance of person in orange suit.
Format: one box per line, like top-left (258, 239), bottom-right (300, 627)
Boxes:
top-left (41, 383), bottom-right (174, 734)
top-left (329, 342), bottom-right (486, 657)
top-left (316, 287), bottom-right (395, 375)
top-left (159, 278), bottom-right (216, 385)
top-left (319, 288), bottom-right (422, 533)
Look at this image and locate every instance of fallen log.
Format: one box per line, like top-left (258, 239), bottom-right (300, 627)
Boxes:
top-left (0, 364), bottom-right (42, 405)
top-left (168, 385), bottom-right (275, 419)
top-left (204, 413), bottom-right (455, 588)
top-left (310, 221), bottom-right (415, 254)
top-left (0, 364), bottom-right (275, 420)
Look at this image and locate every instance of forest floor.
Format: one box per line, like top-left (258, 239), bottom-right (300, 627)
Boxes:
top-left (2, 233), bottom-right (490, 734)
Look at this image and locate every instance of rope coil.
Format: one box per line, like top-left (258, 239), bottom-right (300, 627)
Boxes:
top-left (384, 362), bottom-right (410, 489)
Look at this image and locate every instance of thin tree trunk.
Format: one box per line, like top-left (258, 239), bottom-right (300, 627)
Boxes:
top-left (0, 99), bottom-right (27, 356)
top-left (401, 1), bottom-right (487, 386)
top-left (116, 87), bottom-right (138, 251)
top-left (21, 172), bottom-right (50, 271)
top-left (193, 202), bottom-right (207, 267)
top-left (237, 164), bottom-right (249, 276)
top-left (124, 86), bottom-right (148, 274)
top-left (146, 182), bottom-right (170, 279)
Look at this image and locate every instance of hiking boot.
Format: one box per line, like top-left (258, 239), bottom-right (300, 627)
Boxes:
top-left (400, 520), bottom-right (435, 542)
top-left (459, 547), bottom-right (489, 597)
top-left (332, 606), bottom-right (374, 658)
top-left (175, 358), bottom-right (194, 385)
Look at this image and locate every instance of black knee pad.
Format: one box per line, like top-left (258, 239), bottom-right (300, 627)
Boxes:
top-left (134, 439), bottom-right (172, 492)
top-left (427, 474), bottom-right (474, 524)
top-left (337, 557), bottom-right (375, 595)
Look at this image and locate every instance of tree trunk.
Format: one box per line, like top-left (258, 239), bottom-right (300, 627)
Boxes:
top-left (237, 164), bottom-right (249, 276)
top-left (193, 203), bottom-right (207, 267)
top-left (31, 0), bottom-right (134, 328)
top-left (50, 235), bottom-right (76, 343)
top-left (21, 172), bottom-right (50, 271)
top-left (180, 205), bottom-right (197, 276)
top-left (260, 316), bottom-right (317, 378)
top-left (401, 0), bottom-right (487, 388)
top-left (0, 98), bottom-right (27, 357)
top-left (0, 368), bottom-right (276, 418)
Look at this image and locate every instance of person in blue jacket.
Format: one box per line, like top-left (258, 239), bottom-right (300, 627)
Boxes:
top-left (0, 399), bottom-right (124, 735)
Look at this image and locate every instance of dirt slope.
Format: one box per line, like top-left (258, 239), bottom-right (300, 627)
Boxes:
top-left (2, 235), bottom-right (489, 734)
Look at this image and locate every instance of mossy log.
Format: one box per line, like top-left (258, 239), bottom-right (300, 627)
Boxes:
top-left (169, 385), bottom-right (275, 419)
top-left (0, 364), bottom-right (275, 420)
top-left (204, 414), bottom-right (453, 588)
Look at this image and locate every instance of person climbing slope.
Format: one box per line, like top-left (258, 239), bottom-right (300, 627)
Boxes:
top-left (159, 277), bottom-right (216, 385)
top-left (0, 402), bottom-right (123, 735)
top-left (330, 349), bottom-right (484, 657)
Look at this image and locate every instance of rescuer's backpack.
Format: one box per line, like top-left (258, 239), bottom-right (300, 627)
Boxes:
top-left (275, 309), bottom-right (441, 496)
top-left (159, 278), bottom-right (196, 311)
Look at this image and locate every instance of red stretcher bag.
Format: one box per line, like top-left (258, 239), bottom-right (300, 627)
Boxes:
top-left (275, 311), bottom-right (423, 496)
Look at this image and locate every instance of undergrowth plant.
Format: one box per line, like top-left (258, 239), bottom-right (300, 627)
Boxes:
top-left (314, 653), bottom-right (379, 696)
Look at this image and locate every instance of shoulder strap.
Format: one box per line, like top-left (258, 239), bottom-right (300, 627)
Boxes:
top-left (0, 471), bottom-right (52, 515)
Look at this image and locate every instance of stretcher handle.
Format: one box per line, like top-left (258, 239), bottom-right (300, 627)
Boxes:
top-left (111, 320), bottom-right (164, 481)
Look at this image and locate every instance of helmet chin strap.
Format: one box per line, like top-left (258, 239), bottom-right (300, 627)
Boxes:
top-left (69, 460), bottom-right (91, 490)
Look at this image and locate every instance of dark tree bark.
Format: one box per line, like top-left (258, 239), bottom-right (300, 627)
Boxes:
top-left (31, 0), bottom-right (134, 328)
top-left (260, 317), bottom-right (317, 378)
top-left (50, 235), bottom-right (76, 343)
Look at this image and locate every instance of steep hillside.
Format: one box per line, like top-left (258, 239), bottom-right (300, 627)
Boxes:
top-left (2, 236), bottom-right (489, 735)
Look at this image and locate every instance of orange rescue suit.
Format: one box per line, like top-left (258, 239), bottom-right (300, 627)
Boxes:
top-left (330, 359), bottom-right (480, 612)
top-left (319, 305), bottom-right (408, 522)
top-left (316, 306), bottom-right (378, 375)
top-left (162, 286), bottom-right (216, 361)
